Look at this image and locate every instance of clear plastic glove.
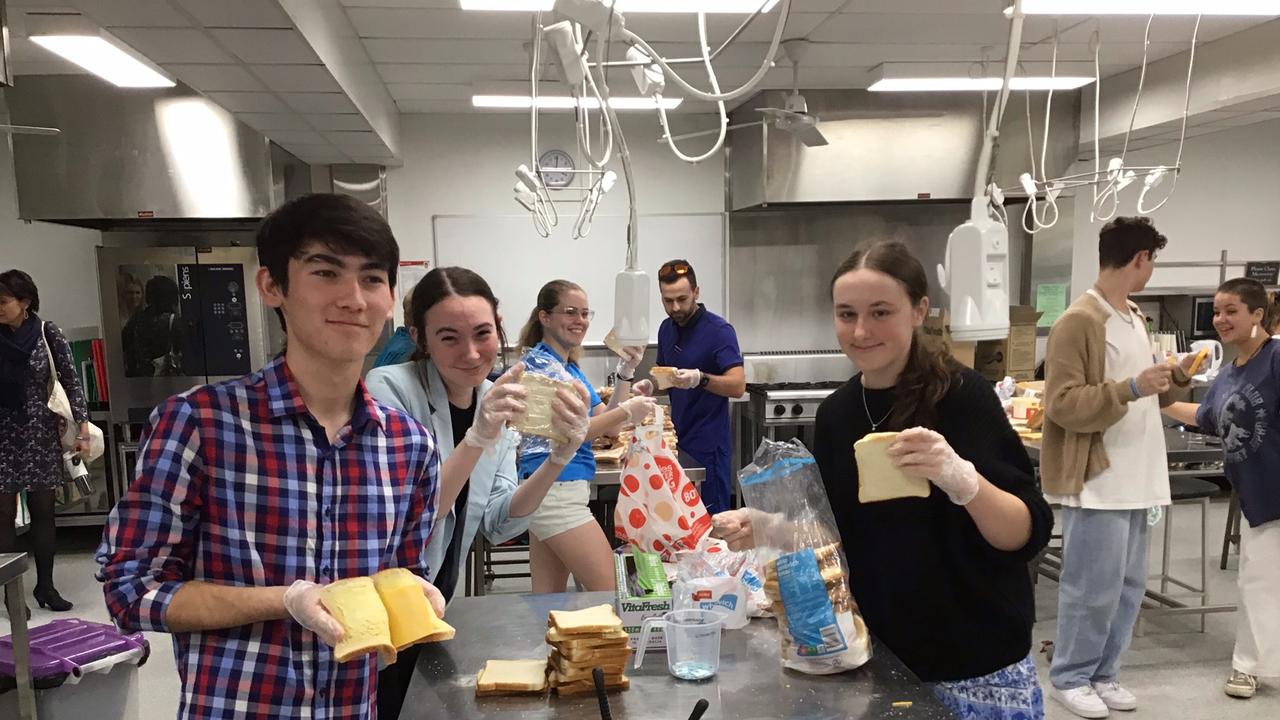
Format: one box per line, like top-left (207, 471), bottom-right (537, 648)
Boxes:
top-left (548, 381), bottom-right (592, 465)
top-left (283, 579), bottom-right (345, 646)
top-left (630, 379), bottom-right (655, 397)
top-left (619, 394), bottom-right (657, 426)
top-left (462, 363), bottom-right (527, 451)
top-left (615, 346), bottom-right (645, 379)
top-left (711, 509), bottom-right (755, 551)
top-left (672, 368), bottom-right (702, 390)
top-left (412, 573), bottom-right (447, 619)
top-left (887, 427), bottom-right (980, 506)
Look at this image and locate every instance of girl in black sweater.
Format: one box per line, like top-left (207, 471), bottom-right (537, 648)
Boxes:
top-left (715, 241), bottom-right (1053, 720)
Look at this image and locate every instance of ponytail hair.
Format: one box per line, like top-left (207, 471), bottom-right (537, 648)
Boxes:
top-left (518, 279), bottom-right (584, 363)
top-left (830, 240), bottom-right (959, 431)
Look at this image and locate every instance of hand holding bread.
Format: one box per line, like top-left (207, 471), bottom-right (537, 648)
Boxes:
top-left (887, 428), bottom-right (979, 506)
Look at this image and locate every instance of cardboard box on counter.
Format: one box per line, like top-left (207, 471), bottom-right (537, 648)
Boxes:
top-left (923, 306), bottom-right (1043, 382)
top-left (922, 309), bottom-right (976, 369)
top-left (614, 550), bottom-right (672, 651)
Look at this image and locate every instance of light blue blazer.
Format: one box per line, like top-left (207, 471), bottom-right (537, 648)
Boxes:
top-left (365, 359), bottom-right (526, 600)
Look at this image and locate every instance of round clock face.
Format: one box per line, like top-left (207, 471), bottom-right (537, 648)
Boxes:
top-left (538, 149), bottom-right (575, 188)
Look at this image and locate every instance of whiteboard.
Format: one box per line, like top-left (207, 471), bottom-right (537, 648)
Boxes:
top-left (432, 213), bottom-right (725, 345)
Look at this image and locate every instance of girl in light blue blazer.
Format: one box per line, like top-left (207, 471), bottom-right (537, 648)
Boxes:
top-left (366, 267), bottom-right (589, 719)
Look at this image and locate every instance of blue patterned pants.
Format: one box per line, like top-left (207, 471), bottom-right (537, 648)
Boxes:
top-left (931, 653), bottom-right (1044, 720)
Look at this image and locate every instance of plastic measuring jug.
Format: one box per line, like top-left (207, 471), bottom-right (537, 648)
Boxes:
top-left (634, 609), bottom-right (723, 681)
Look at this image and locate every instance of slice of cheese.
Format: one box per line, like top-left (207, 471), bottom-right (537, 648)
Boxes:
top-left (475, 659), bottom-right (549, 696)
top-left (548, 604), bottom-right (624, 636)
top-left (371, 568), bottom-right (456, 649)
top-left (1187, 346), bottom-right (1211, 376)
top-left (511, 373), bottom-right (574, 443)
top-left (854, 432), bottom-right (932, 503)
top-left (319, 577), bottom-right (396, 664)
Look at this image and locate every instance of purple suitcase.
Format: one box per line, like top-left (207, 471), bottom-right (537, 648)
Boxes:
top-left (0, 618), bottom-right (149, 692)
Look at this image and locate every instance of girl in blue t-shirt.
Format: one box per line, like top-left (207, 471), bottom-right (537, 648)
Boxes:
top-left (517, 279), bottom-right (655, 593)
top-left (1165, 278), bottom-right (1280, 700)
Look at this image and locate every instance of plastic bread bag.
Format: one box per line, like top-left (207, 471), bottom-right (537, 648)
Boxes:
top-left (613, 406), bottom-right (713, 560)
top-left (698, 540), bottom-right (770, 617)
top-left (670, 549), bottom-right (749, 630)
top-left (513, 345), bottom-right (577, 457)
top-left (736, 438), bottom-right (872, 675)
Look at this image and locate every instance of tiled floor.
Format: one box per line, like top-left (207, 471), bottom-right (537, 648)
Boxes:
top-left (3, 501), bottom-right (1277, 719)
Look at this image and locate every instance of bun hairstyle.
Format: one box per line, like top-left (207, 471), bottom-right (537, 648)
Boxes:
top-left (830, 240), bottom-right (960, 431)
top-left (518, 279), bottom-right (584, 363)
top-left (408, 267), bottom-right (508, 367)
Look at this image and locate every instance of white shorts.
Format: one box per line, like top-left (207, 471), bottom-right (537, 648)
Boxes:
top-left (528, 480), bottom-right (595, 541)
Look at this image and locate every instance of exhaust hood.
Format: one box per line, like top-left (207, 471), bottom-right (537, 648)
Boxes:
top-left (4, 74), bottom-right (303, 227)
top-left (726, 89), bottom-right (1080, 210)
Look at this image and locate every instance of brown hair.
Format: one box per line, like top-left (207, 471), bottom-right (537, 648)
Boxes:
top-left (830, 240), bottom-right (959, 431)
top-left (408, 267), bottom-right (508, 366)
top-left (1268, 291), bottom-right (1280, 335)
top-left (1218, 277), bottom-right (1271, 331)
top-left (518, 279), bottom-right (584, 364)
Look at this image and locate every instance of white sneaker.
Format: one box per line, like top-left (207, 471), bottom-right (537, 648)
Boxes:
top-left (1225, 670), bottom-right (1258, 699)
top-left (1092, 681), bottom-right (1138, 711)
top-left (1050, 685), bottom-right (1110, 719)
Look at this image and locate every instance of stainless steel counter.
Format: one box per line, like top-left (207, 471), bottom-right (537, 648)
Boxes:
top-left (1023, 426), bottom-right (1224, 465)
top-left (403, 591), bottom-right (950, 720)
top-left (2, 553), bottom-right (36, 720)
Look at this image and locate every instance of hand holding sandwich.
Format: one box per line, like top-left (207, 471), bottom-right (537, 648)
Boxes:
top-left (671, 368), bottom-right (703, 390)
top-left (463, 363), bottom-right (528, 451)
top-left (887, 428), bottom-right (979, 506)
top-left (548, 381), bottom-right (592, 465)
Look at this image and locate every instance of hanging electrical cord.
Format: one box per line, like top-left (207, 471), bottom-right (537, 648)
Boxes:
top-left (1138, 13), bottom-right (1200, 213)
top-left (1095, 14), bottom-right (1153, 222)
top-left (655, 11), bottom-right (728, 163)
top-left (620, 0), bottom-right (791, 104)
top-left (523, 13), bottom-right (557, 237)
top-left (1022, 24), bottom-right (1061, 233)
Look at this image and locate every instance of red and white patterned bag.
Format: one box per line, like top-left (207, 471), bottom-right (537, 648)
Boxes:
top-left (613, 407), bottom-right (713, 560)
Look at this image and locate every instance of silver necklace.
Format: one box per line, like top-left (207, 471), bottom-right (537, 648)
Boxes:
top-left (862, 382), bottom-right (893, 431)
top-left (1093, 285), bottom-right (1135, 327)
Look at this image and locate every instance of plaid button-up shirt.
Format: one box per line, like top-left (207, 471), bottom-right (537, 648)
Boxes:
top-left (97, 356), bottom-right (439, 719)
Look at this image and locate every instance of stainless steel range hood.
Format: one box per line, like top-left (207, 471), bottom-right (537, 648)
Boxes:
top-left (726, 89), bottom-right (1080, 210)
top-left (4, 74), bottom-right (307, 227)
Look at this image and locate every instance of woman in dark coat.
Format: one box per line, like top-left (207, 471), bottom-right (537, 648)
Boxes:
top-left (0, 269), bottom-right (88, 611)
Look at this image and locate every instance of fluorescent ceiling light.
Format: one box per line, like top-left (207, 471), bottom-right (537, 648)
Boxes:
top-left (461, 0), bottom-right (780, 13)
top-left (1019, 0), bottom-right (1280, 15)
top-left (30, 34), bottom-right (174, 88)
top-left (869, 77), bottom-right (1094, 92)
top-left (472, 94), bottom-right (683, 109)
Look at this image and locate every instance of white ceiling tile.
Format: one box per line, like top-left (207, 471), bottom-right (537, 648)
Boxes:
top-left (166, 64), bottom-right (265, 92)
top-left (236, 112), bottom-right (313, 131)
top-left (323, 131), bottom-right (385, 146)
top-left (340, 0), bottom-right (457, 7)
top-left (263, 129), bottom-right (327, 144)
top-left (840, 1), bottom-right (1009, 12)
top-left (207, 91), bottom-right (291, 113)
top-left (71, 0), bottom-right (188, 27)
top-left (387, 82), bottom-right (471, 100)
top-left (282, 92), bottom-right (360, 113)
top-left (396, 99), bottom-right (474, 113)
top-left (252, 65), bottom-right (344, 93)
top-left (211, 28), bottom-right (320, 64)
top-left (364, 38), bottom-right (529, 64)
top-left (1054, 15), bottom-right (1260, 46)
top-left (347, 7), bottom-right (532, 39)
top-left (304, 114), bottom-right (374, 131)
top-left (174, 0), bottom-right (294, 28)
top-left (807, 13), bottom-right (1028, 45)
top-left (110, 27), bottom-right (235, 63)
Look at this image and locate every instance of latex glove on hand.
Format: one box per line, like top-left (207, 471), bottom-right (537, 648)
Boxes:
top-left (630, 379), bottom-right (655, 397)
top-left (1134, 363), bottom-right (1173, 397)
top-left (283, 580), bottom-right (345, 646)
top-left (619, 394), bottom-right (657, 426)
top-left (548, 381), bottom-right (592, 465)
top-left (615, 346), bottom-right (645, 380)
top-left (887, 427), bottom-right (980, 506)
top-left (462, 363), bottom-right (527, 451)
top-left (711, 509), bottom-right (755, 551)
top-left (413, 573), bottom-right (447, 619)
top-left (671, 369), bottom-right (702, 390)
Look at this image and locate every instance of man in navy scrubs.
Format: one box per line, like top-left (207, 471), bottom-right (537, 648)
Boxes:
top-left (654, 259), bottom-right (745, 514)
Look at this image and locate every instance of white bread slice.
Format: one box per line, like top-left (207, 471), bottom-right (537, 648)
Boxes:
top-left (551, 641), bottom-right (631, 663)
top-left (319, 577), bottom-right (396, 664)
top-left (650, 366), bottom-right (678, 390)
top-left (551, 672), bottom-right (630, 695)
top-left (603, 330), bottom-right (628, 359)
top-left (548, 604), bottom-right (624, 636)
top-left (511, 374), bottom-right (574, 443)
top-left (475, 659), bottom-right (549, 696)
top-left (370, 568), bottom-right (455, 649)
top-left (854, 432), bottom-right (932, 503)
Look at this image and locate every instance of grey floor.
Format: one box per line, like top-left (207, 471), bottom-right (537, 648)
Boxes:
top-left (4, 500), bottom-right (1277, 719)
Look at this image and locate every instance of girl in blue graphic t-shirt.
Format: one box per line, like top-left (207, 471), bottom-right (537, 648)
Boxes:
top-left (1165, 278), bottom-right (1280, 701)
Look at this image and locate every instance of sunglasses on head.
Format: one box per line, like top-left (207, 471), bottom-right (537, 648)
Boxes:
top-left (659, 260), bottom-right (691, 280)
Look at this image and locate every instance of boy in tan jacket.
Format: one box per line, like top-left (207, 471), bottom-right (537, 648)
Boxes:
top-left (1041, 217), bottom-right (1195, 718)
